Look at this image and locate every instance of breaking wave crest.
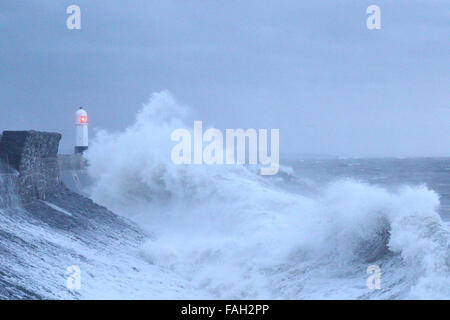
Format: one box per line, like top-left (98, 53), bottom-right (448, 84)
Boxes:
top-left (86, 91), bottom-right (450, 299)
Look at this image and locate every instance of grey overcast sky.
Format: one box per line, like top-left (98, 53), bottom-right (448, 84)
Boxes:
top-left (0, 0), bottom-right (448, 156)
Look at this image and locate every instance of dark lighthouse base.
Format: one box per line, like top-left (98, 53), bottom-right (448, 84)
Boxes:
top-left (74, 146), bottom-right (88, 154)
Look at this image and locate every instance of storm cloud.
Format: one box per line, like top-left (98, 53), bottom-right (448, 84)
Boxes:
top-left (0, 0), bottom-right (448, 156)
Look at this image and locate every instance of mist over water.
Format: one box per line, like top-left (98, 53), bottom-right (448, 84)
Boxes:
top-left (86, 92), bottom-right (450, 299)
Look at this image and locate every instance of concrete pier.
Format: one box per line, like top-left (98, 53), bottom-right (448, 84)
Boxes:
top-left (58, 154), bottom-right (92, 195)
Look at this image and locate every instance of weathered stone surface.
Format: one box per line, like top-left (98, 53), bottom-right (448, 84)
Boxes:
top-left (0, 131), bottom-right (61, 168)
top-left (0, 130), bottom-right (62, 202)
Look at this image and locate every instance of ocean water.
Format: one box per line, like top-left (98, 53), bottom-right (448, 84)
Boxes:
top-left (85, 92), bottom-right (450, 299)
top-left (286, 158), bottom-right (450, 222)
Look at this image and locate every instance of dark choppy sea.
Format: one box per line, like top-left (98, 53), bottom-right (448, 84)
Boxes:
top-left (289, 158), bottom-right (450, 221)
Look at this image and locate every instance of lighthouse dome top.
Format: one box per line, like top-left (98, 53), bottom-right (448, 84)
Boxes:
top-left (76, 107), bottom-right (88, 124)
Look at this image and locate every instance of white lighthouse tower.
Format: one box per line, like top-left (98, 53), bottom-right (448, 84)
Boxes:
top-left (75, 107), bottom-right (88, 154)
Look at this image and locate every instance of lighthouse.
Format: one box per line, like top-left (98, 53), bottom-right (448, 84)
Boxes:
top-left (75, 107), bottom-right (88, 154)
